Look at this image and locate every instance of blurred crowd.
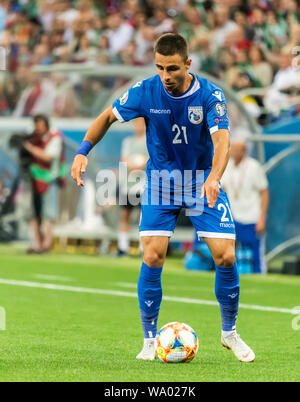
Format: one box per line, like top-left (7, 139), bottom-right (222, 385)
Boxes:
top-left (0, 0), bottom-right (299, 120)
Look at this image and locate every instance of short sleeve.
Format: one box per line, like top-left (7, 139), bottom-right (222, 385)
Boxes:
top-left (44, 136), bottom-right (63, 159)
top-left (112, 81), bottom-right (145, 123)
top-left (205, 88), bottom-right (230, 135)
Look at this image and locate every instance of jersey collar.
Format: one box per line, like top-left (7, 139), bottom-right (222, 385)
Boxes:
top-left (162, 73), bottom-right (200, 100)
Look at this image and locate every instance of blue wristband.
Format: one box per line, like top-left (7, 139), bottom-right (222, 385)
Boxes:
top-left (75, 140), bottom-right (93, 156)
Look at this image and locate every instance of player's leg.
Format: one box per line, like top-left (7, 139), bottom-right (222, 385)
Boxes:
top-left (204, 237), bottom-right (255, 362)
top-left (136, 236), bottom-right (169, 360)
top-left (188, 187), bottom-right (255, 362)
top-left (136, 200), bottom-right (179, 360)
top-left (204, 237), bottom-right (239, 334)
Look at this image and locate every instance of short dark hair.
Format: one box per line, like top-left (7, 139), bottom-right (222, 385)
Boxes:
top-left (33, 114), bottom-right (50, 129)
top-left (154, 33), bottom-right (189, 62)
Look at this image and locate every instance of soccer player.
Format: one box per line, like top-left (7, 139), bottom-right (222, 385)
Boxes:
top-left (71, 33), bottom-right (255, 363)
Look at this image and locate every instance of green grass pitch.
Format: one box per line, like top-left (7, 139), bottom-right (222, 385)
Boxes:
top-left (0, 245), bottom-right (299, 382)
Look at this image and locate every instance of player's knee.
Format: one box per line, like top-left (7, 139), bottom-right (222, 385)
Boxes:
top-left (144, 250), bottom-right (165, 268)
top-left (214, 250), bottom-right (236, 267)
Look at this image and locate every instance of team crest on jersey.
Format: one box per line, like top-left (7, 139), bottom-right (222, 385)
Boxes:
top-left (188, 106), bottom-right (203, 125)
top-left (119, 90), bottom-right (129, 105)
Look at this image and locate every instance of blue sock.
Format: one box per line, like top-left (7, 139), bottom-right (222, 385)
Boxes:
top-left (215, 263), bottom-right (240, 332)
top-left (137, 262), bottom-right (163, 339)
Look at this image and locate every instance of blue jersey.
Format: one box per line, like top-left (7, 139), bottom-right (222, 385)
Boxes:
top-left (112, 74), bottom-right (229, 180)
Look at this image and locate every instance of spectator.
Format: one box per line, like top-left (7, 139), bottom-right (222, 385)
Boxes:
top-left (134, 25), bottom-right (156, 65)
top-left (77, 0), bottom-right (95, 25)
top-left (265, 10), bottom-right (288, 50)
top-left (250, 6), bottom-right (268, 46)
top-left (51, 73), bottom-right (79, 117)
top-left (56, 0), bottom-right (79, 29)
top-left (104, 11), bottom-right (134, 55)
top-left (22, 114), bottom-right (66, 253)
top-left (149, 7), bottom-right (176, 35)
top-left (86, 16), bottom-right (105, 46)
top-left (210, 5), bottom-right (238, 53)
top-left (221, 139), bottom-right (269, 274)
top-left (13, 71), bottom-right (56, 117)
top-left (38, 0), bottom-right (56, 32)
top-left (217, 48), bottom-right (237, 83)
top-left (72, 35), bottom-right (98, 63)
top-left (235, 72), bottom-right (262, 120)
top-left (248, 45), bottom-right (273, 87)
top-left (264, 49), bottom-right (300, 116)
top-left (30, 43), bottom-right (53, 65)
top-left (2, 73), bottom-right (22, 113)
top-left (0, 0), bottom-right (297, 120)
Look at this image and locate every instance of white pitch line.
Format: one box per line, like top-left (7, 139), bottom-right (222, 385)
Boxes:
top-left (0, 278), bottom-right (295, 315)
top-left (33, 274), bottom-right (74, 282)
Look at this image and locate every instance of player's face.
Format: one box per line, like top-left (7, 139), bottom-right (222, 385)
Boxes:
top-left (155, 53), bottom-right (192, 95)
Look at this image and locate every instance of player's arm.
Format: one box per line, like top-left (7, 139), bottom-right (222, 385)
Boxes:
top-left (256, 187), bottom-right (269, 235)
top-left (71, 106), bottom-right (117, 187)
top-left (201, 129), bottom-right (230, 208)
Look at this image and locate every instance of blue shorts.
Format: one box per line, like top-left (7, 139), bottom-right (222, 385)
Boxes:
top-left (139, 187), bottom-right (236, 241)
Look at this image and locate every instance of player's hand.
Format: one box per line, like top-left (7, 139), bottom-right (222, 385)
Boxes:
top-left (71, 154), bottom-right (88, 187)
top-left (201, 177), bottom-right (219, 209)
top-left (255, 217), bottom-right (266, 236)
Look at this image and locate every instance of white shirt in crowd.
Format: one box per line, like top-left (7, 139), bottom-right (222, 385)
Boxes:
top-left (44, 134), bottom-right (63, 180)
top-left (221, 156), bottom-right (268, 224)
top-left (105, 22), bottom-right (134, 54)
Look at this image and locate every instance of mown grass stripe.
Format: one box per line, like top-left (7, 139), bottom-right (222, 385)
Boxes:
top-left (0, 278), bottom-right (295, 315)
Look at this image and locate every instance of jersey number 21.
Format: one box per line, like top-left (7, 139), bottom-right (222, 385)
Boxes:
top-left (172, 124), bottom-right (188, 145)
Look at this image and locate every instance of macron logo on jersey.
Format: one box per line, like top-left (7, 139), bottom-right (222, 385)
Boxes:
top-left (212, 90), bottom-right (223, 102)
top-left (150, 109), bottom-right (171, 114)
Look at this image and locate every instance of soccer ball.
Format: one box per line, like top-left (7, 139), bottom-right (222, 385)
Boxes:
top-left (155, 322), bottom-right (198, 363)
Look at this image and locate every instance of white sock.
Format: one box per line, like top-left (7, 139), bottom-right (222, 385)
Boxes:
top-left (222, 329), bottom-right (237, 338)
top-left (118, 232), bottom-right (129, 252)
top-left (144, 338), bottom-right (156, 347)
